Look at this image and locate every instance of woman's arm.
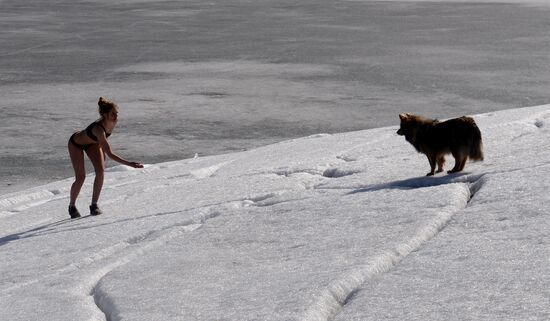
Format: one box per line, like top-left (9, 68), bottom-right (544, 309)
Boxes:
top-left (96, 129), bottom-right (144, 168)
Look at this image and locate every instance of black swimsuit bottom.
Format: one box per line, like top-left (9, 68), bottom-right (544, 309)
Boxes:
top-left (69, 122), bottom-right (111, 151)
top-left (69, 133), bottom-right (93, 150)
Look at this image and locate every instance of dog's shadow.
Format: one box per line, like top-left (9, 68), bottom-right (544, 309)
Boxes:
top-left (349, 172), bottom-right (478, 195)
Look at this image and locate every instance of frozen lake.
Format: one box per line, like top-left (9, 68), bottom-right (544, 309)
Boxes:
top-left (2, 0), bottom-right (550, 195)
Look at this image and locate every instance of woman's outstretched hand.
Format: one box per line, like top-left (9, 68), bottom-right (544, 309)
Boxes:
top-left (130, 162), bottom-right (144, 168)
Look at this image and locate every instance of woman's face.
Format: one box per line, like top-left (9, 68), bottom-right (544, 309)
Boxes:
top-left (107, 109), bottom-right (119, 123)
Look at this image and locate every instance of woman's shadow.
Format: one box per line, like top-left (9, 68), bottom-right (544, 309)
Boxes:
top-left (0, 215), bottom-right (94, 247)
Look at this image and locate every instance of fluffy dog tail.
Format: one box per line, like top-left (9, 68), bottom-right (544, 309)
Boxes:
top-left (469, 120), bottom-right (484, 161)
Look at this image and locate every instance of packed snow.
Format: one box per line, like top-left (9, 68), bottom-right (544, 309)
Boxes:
top-left (1, 104), bottom-right (549, 320)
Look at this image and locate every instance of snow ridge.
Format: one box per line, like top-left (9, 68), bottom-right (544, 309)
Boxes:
top-left (0, 187), bottom-right (67, 216)
top-left (86, 207), bottom-right (223, 321)
top-left (303, 175), bottom-right (486, 321)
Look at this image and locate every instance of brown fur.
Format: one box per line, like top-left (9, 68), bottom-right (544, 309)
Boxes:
top-left (397, 113), bottom-right (484, 176)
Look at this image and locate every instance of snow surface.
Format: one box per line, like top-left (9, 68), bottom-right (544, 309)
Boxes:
top-left (1, 105), bottom-right (550, 320)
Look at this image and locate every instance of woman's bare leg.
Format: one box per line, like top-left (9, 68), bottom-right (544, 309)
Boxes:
top-left (86, 145), bottom-right (105, 205)
top-left (68, 142), bottom-right (86, 206)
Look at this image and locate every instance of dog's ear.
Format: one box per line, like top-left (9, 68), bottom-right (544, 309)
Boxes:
top-left (399, 113), bottom-right (408, 121)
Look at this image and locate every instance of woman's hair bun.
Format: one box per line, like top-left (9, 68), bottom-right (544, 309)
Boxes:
top-left (98, 96), bottom-right (108, 106)
top-left (97, 97), bottom-right (117, 115)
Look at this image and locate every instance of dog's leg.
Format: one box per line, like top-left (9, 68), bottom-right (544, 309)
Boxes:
top-left (458, 156), bottom-right (468, 171)
top-left (426, 154), bottom-right (436, 176)
top-left (436, 155), bottom-right (445, 173)
top-left (448, 153), bottom-right (464, 173)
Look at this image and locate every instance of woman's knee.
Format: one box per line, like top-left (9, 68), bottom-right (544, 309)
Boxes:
top-left (94, 168), bottom-right (105, 179)
top-left (74, 174), bottom-right (86, 185)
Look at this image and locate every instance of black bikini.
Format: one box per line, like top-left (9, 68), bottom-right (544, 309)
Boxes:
top-left (69, 122), bottom-right (111, 150)
top-left (85, 121), bottom-right (110, 141)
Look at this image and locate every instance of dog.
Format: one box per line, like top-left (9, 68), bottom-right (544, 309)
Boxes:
top-left (397, 113), bottom-right (484, 176)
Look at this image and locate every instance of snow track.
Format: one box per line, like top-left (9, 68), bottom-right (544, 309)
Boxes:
top-left (302, 175), bottom-right (486, 321)
top-left (87, 206), bottom-right (224, 321)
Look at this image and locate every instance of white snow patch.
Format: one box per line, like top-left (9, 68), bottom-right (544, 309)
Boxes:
top-left (2, 105), bottom-right (550, 320)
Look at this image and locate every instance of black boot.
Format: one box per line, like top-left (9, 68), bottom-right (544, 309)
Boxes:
top-left (68, 205), bottom-right (81, 219)
top-left (90, 203), bottom-right (102, 216)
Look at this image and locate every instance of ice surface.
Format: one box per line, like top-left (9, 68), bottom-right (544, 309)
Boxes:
top-left (1, 105), bottom-right (549, 320)
top-left (3, 0), bottom-right (550, 195)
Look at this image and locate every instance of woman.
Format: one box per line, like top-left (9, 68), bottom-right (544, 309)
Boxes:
top-left (68, 97), bottom-right (143, 218)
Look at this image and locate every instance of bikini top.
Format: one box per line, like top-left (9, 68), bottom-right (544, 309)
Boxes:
top-left (85, 121), bottom-right (111, 141)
